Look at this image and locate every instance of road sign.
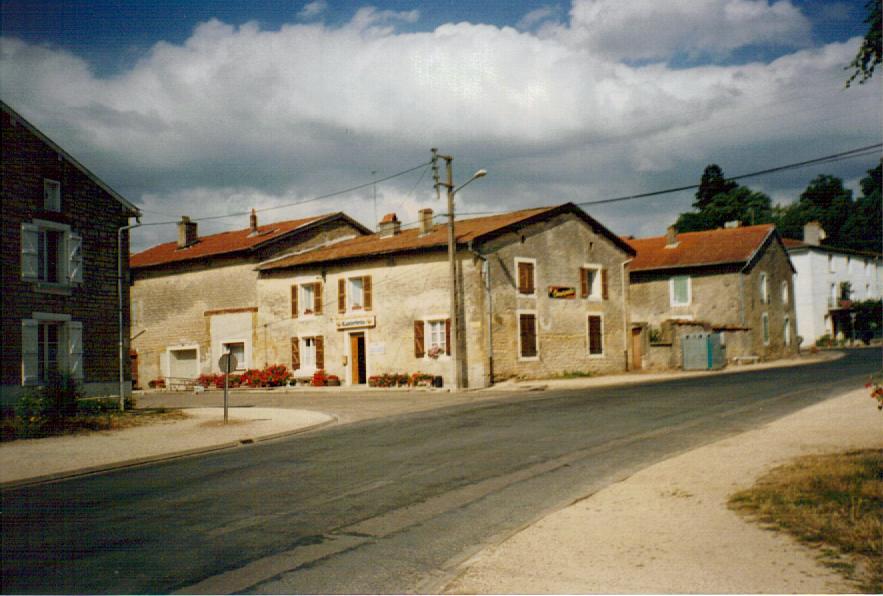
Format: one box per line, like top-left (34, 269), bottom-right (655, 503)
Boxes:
top-left (219, 353), bottom-right (238, 374)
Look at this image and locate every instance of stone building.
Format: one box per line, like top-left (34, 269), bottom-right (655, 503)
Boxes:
top-left (784, 222), bottom-right (882, 344)
top-left (255, 203), bottom-right (636, 388)
top-left (627, 223), bottom-right (799, 367)
top-left (129, 211), bottom-right (370, 387)
top-left (1, 100), bottom-right (141, 404)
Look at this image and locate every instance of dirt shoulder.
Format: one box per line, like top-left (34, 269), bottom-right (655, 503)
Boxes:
top-left (443, 387), bottom-right (882, 594)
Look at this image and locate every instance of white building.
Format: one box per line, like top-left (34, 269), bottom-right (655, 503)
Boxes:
top-left (784, 223), bottom-right (882, 344)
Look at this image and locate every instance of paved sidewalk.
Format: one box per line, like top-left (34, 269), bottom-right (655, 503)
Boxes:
top-left (442, 387), bottom-right (882, 594)
top-left (0, 407), bottom-right (333, 487)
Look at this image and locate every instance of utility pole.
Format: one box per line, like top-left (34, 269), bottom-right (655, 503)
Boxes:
top-left (432, 148), bottom-right (461, 389)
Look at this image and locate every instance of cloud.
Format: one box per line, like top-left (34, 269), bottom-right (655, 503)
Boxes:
top-left (0, 2), bottom-right (878, 252)
top-left (298, 0), bottom-right (328, 20)
top-left (516, 5), bottom-right (561, 31)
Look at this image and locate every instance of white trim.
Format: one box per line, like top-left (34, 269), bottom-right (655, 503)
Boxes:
top-left (420, 314), bottom-right (451, 361)
top-left (759, 271), bottom-right (769, 304)
top-left (220, 339), bottom-right (249, 371)
top-left (780, 280), bottom-right (789, 305)
top-left (761, 312), bottom-right (770, 346)
top-left (516, 309), bottom-right (539, 361)
top-left (784, 316), bottom-right (791, 347)
top-left (581, 263), bottom-right (603, 301)
top-left (669, 275), bottom-right (692, 306)
top-left (586, 313), bottom-right (605, 358)
top-left (515, 257), bottom-right (538, 298)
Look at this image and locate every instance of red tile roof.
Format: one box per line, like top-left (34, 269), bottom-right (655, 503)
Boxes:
top-left (258, 203), bottom-right (634, 271)
top-left (627, 224), bottom-right (775, 272)
top-left (131, 213), bottom-right (342, 269)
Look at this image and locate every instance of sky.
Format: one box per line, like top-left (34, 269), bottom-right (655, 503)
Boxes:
top-left (1, 0), bottom-right (881, 252)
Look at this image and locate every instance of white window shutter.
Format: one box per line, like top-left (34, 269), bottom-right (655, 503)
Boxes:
top-left (68, 321), bottom-right (84, 379)
top-left (69, 233), bottom-right (83, 283)
top-left (21, 223), bottom-right (39, 280)
top-left (21, 319), bottom-right (39, 385)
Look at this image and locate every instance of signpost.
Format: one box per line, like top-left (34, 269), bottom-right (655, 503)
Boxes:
top-left (218, 352), bottom-right (237, 424)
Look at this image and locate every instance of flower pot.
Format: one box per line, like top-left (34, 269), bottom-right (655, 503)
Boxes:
top-left (326, 379), bottom-right (340, 386)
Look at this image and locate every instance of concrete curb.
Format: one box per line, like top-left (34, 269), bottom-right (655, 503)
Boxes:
top-left (0, 416), bottom-right (338, 491)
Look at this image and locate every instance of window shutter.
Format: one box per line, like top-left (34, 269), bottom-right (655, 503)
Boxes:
top-left (601, 268), bottom-right (609, 300)
top-left (68, 233), bottom-right (83, 283)
top-left (314, 282), bottom-right (323, 314)
top-left (526, 264), bottom-right (534, 294)
top-left (338, 279), bottom-right (346, 313)
top-left (519, 313), bottom-right (537, 357)
top-left (363, 276), bottom-right (373, 310)
top-left (291, 285), bottom-right (299, 318)
top-left (445, 318), bottom-right (452, 355)
top-left (580, 268), bottom-right (589, 298)
top-left (315, 336), bottom-right (324, 369)
top-left (588, 316), bottom-right (603, 355)
top-left (291, 337), bottom-right (300, 370)
top-left (68, 321), bottom-right (84, 379)
top-left (21, 223), bottom-right (39, 280)
top-left (21, 319), bottom-right (38, 385)
top-left (414, 320), bottom-right (425, 358)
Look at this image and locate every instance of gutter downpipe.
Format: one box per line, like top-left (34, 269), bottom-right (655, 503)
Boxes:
top-left (621, 258), bottom-right (633, 371)
top-left (118, 216), bottom-right (142, 411)
top-left (468, 241), bottom-right (493, 387)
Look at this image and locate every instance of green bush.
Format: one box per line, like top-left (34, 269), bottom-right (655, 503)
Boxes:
top-left (13, 373), bottom-right (83, 437)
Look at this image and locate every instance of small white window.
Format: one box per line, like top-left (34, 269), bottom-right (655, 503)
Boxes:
top-left (222, 342), bottom-right (246, 371)
top-left (302, 337), bottom-right (316, 370)
top-left (43, 179), bottom-right (60, 212)
top-left (670, 275), bottom-right (691, 306)
top-left (762, 313), bottom-right (770, 346)
top-left (427, 320), bottom-right (447, 354)
top-left (580, 265), bottom-right (603, 300)
top-left (348, 277), bottom-right (364, 310)
top-left (784, 316), bottom-right (791, 347)
top-left (781, 281), bottom-right (789, 305)
top-left (759, 272), bottom-right (769, 304)
top-left (302, 284), bottom-right (315, 314)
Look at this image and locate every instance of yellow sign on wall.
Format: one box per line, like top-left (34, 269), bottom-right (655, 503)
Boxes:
top-left (547, 286), bottom-right (576, 299)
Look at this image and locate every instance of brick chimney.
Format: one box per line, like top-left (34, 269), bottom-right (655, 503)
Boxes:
top-left (177, 216), bottom-right (198, 248)
top-left (418, 208), bottom-right (433, 236)
top-left (378, 213), bottom-right (401, 237)
top-left (664, 225), bottom-right (679, 248)
top-left (248, 208), bottom-right (259, 237)
top-left (803, 221), bottom-right (826, 246)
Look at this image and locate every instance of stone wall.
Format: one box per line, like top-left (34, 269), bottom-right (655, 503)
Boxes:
top-left (742, 237), bottom-right (798, 360)
top-left (1, 107), bottom-right (134, 402)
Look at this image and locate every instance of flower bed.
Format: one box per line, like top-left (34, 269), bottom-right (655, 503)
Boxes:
top-left (241, 364), bottom-right (291, 388)
top-left (368, 372), bottom-right (411, 388)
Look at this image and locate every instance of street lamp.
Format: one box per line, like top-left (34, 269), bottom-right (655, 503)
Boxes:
top-left (433, 149), bottom-right (487, 390)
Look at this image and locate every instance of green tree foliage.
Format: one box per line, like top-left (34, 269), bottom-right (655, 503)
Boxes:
top-left (841, 163), bottom-right (882, 252)
top-left (846, 0), bottom-right (882, 87)
top-left (675, 165), bottom-right (773, 232)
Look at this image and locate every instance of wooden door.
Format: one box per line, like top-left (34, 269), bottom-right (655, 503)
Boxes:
top-left (631, 328), bottom-right (643, 371)
top-left (350, 333), bottom-right (366, 384)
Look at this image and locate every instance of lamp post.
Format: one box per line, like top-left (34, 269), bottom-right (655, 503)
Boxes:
top-left (118, 217), bottom-right (141, 411)
top-left (433, 149), bottom-right (486, 390)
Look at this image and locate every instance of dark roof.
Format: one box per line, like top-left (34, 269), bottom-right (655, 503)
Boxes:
top-left (783, 238), bottom-right (882, 258)
top-left (627, 224), bottom-right (781, 272)
top-left (1, 100), bottom-right (139, 215)
top-left (258, 203), bottom-right (634, 271)
top-left (131, 212), bottom-right (369, 269)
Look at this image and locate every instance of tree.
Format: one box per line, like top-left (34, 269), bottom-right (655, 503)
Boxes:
top-left (694, 164), bottom-right (739, 210)
top-left (846, 0), bottom-right (882, 87)
top-left (676, 186), bottom-right (773, 232)
top-left (840, 163), bottom-right (882, 252)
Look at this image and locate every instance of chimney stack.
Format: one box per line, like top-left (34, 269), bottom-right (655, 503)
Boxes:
top-left (248, 209), bottom-right (259, 237)
top-left (177, 216), bottom-right (198, 248)
top-left (803, 221), bottom-right (826, 246)
top-left (418, 208), bottom-right (433, 235)
top-left (378, 213), bottom-right (401, 237)
top-left (724, 220), bottom-right (741, 229)
top-left (665, 225), bottom-right (678, 248)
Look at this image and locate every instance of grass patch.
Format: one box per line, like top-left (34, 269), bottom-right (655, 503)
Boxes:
top-left (1, 408), bottom-right (187, 442)
top-left (558, 370), bottom-right (594, 379)
top-left (729, 449), bottom-right (883, 593)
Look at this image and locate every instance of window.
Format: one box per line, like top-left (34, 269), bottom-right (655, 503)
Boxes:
top-left (414, 319), bottom-right (450, 357)
top-left (588, 315), bottom-right (603, 356)
top-left (781, 281), bottom-right (789, 305)
top-left (827, 254), bottom-right (834, 272)
top-left (43, 179), bottom-right (60, 211)
top-left (839, 281), bottom-right (851, 301)
top-left (670, 275), bottom-right (691, 306)
top-left (784, 317), bottom-right (791, 347)
top-left (222, 342), bottom-right (246, 371)
top-left (290, 336), bottom-right (324, 370)
top-left (21, 221), bottom-right (82, 285)
top-left (518, 312), bottom-right (538, 359)
top-left (829, 283), bottom-right (837, 307)
top-left (580, 265), bottom-right (607, 300)
top-left (302, 337), bottom-right (316, 370)
top-left (759, 272), bottom-right (769, 304)
top-left (340, 276), bottom-right (372, 312)
top-left (516, 259), bottom-right (536, 295)
top-left (21, 317), bottom-right (82, 385)
top-left (762, 313), bottom-right (770, 346)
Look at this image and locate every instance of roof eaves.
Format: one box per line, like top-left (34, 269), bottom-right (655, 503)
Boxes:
top-left (2, 100), bottom-right (140, 216)
top-left (631, 259), bottom-right (747, 273)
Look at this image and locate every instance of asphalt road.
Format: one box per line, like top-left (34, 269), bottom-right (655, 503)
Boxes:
top-left (1, 349), bottom-right (878, 594)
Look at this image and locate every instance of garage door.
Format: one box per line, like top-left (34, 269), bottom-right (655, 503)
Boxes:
top-left (169, 348), bottom-right (198, 379)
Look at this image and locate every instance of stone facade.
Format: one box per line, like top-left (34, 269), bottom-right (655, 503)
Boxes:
top-left (630, 231), bottom-right (798, 364)
top-left (256, 206), bottom-right (635, 388)
top-left (1, 102), bottom-right (139, 404)
top-left (130, 217), bottom-right (366, 385)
